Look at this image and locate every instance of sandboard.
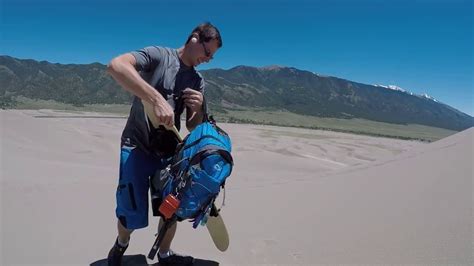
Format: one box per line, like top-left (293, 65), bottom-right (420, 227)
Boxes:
top-left (206, 213), bottom-right (229, 252)
top-left (91, 254), bottom-right (219, 265)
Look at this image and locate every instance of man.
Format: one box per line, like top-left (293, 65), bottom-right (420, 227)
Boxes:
top-left (106, 22), bottom-right (222, 265)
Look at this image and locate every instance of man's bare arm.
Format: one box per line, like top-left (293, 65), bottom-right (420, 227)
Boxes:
top-left (107, 54), bottom-right (174, 127)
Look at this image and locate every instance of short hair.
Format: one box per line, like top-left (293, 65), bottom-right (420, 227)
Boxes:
top-left (186, 22), bottom-right (222, 48)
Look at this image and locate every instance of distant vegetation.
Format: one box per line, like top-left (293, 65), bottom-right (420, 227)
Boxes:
top-left (1, 55), bottom-right (471, 141)
top-left (212, 108), bottom-right (456, 142)
top-left (10, 96), bottom-right (455, 142)
top-left (11, 96), bottom-right (131, 114)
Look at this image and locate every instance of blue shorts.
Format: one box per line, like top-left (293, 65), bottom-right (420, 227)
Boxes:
top-left (115, 145), bottom-right (169, 230)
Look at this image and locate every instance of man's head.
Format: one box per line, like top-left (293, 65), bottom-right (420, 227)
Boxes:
top-left (185, 22), bottom-right (222, 67)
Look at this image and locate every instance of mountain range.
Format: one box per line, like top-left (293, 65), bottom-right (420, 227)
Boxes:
top-left (1, 55), bottom-right (472, 131)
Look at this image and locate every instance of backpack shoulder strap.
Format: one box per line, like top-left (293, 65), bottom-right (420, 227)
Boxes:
top-left (189, 146), bottom-right (233, 165)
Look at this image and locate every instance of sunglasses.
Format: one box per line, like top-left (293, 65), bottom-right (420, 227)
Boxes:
top-left (201, 42), bottom-right (212, 58)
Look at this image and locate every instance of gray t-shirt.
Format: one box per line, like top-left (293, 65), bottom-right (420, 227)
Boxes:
top-left (121, 46), bottom-right (204, 155)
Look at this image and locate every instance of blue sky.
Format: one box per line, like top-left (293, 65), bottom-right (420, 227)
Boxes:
top-left (1, 0), bottom-right (473, 115)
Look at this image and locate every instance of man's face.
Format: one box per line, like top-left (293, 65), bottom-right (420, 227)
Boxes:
top-left (193, 39), bottom-right (220, 67)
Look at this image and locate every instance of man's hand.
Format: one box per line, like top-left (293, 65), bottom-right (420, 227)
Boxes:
top-left (183, 88), bottom-right (204, 130)
top-left (152, 97), bottom-right (175, 128)
top-left (183, 88), bottom-right (203, 113)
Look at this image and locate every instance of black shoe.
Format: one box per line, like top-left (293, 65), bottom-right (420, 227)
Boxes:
top-left (158, 250), bottom-right (195, 265)
top-left (107, 238), bottom-right (128, 266)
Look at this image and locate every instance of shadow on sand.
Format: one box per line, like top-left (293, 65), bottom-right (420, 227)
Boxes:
top-left (91, 254), bottom-right (219, 266)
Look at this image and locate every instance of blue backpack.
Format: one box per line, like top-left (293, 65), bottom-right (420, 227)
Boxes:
top-left (151, 121), bottom-right (233, 227)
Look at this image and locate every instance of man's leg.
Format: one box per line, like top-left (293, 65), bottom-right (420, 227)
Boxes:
top-left (108, 220), bottom-right (133, 266)
top-left (117, 219), bottom-right (133, 245)
top-left (157, 218), bottom-right (194, 265)
top-left (109, 145), bottom-right (160, 265)
top-left (157, 218), bottom-right (177, 252)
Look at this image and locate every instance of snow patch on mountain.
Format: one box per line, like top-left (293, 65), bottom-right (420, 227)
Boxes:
top-left (374, 84), bottom-right (439, 101)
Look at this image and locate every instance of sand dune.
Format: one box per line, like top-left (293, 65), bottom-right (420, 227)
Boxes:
top-left (1, 110), bottom-right (471, 265)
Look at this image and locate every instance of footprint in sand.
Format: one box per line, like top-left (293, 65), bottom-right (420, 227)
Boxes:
top-left (250, 239), bottom-right (278, 263)
top-left (291, 251), bottom-right (303, 261)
